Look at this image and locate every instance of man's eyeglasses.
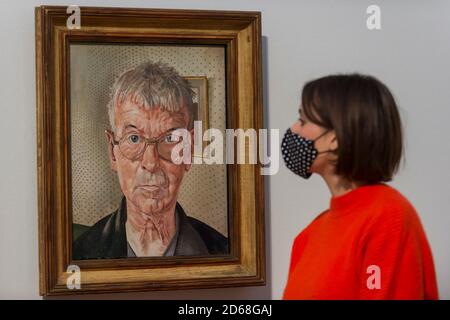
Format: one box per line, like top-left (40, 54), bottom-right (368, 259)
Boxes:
top-left (109, 129), bottom-right (186, 162)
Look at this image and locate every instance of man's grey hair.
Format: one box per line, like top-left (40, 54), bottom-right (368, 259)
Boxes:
top-left (107, 61), bottom-right (195, 131)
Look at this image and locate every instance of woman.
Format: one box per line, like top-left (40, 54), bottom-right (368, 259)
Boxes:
top-left (281, 74), bottom-right (438, 299)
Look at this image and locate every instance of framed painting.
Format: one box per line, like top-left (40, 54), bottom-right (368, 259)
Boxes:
top-left (35, 5), bottom-right (264, 296)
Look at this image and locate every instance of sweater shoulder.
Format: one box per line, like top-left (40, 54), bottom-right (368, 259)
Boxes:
top-left (369, 185), bottom-right (419, 221)
top-left (360, 185), bottom-right (424, 239)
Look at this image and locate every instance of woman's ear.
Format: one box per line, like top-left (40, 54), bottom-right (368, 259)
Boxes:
top-left (329, 131), bottom-right (338, 152)
top-left (105, 130), bottom-right (117, 172)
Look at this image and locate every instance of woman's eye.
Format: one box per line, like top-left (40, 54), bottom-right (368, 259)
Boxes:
top-left (128, 134), bottom-right (141, 144)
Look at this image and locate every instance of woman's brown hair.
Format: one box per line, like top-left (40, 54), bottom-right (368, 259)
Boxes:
top-left (301, 73), bottom-right (404, 184)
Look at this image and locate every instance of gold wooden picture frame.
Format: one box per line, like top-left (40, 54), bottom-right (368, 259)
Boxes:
top-left (35, 5), bottom-right (264, 296)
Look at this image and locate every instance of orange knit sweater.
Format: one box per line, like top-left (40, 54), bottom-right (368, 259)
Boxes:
top-left (283, 184), bottom-right (438, 300)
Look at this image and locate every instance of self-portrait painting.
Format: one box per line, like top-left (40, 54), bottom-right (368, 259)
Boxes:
top-left (70, 45), bottom-right (228, 259)
top-left (36, 6), bottom-right (264, 295)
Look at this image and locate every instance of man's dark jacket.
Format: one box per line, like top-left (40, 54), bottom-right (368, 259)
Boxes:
top-left (73, 198), bottom-right (228, 259)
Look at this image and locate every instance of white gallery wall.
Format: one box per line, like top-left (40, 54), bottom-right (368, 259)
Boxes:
top-left (0, 0), bottom-right (449, 299)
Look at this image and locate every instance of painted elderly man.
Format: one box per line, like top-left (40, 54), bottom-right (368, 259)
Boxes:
top-left (73, 61), bottom-right (228, 259)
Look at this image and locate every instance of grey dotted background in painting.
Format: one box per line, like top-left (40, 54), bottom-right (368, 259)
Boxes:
top-left (70, 44), bottom-right (228, 236)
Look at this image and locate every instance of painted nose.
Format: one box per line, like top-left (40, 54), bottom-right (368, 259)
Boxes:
top-left (141, 143), bottom-right (161, 172)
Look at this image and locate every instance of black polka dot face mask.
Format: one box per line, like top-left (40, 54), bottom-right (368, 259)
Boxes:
top-left (281, 128), bottom-right (327, 179)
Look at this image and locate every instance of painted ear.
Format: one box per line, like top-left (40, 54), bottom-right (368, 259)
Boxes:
top-left (105, 130), bottom-right (118, 171)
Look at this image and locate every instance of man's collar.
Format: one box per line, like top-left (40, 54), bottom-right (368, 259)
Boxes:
top-left (117, 197), bottom-right (209, 256)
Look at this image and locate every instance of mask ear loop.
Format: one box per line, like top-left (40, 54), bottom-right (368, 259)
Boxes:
top-left (313, 130), bottom-right (334, 154)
